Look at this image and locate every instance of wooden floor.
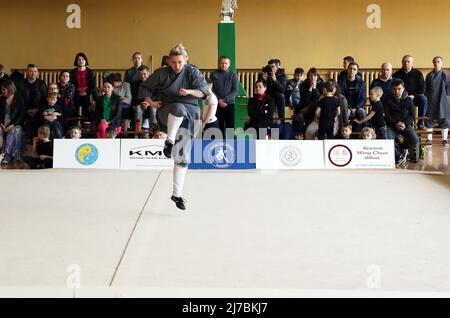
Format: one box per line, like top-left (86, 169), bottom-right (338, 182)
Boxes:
top-left (1, 163), bottom-right (449, 296)
top-left (404, 144), bottom-right (449, 175)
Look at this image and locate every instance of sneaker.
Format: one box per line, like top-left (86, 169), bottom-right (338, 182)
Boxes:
top-left (396, 149), bottom-right (408, 165)
top-left (426, 139), bottom-right (433, 146)
top-left (171, 195), bottom-right (186, 210)
top-left (442, 140), bottom-right (449, 147)
top-left (163, 140), bottom-right (174, 158)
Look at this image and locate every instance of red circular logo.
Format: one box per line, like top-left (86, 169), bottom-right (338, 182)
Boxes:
top-left (328, 145), bottom-right (353, 167)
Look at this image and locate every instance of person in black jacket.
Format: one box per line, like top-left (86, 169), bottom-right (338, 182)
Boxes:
top-left (16, 64), bottom-right (47, 139)
top-left (292, 68), bottom-right (324, 139)
top-left (94, 80), bottom-right (122, 138)
top-left (70, 53), bottom-right (96, 119)
top-left (384, 79), bottom-right (420, 165)
top-left (265, 59), bottom-right (288, 123)
top-left (212, 56), bottom-right (239, 138)
top-left (246, 80), bottom-right (275, 139)
top-left (338, 62), bottom-right (367, 132)
top-left (393, 55), bottom-right (427, 129)
top-left (0, 80), bottom-right (25, 166)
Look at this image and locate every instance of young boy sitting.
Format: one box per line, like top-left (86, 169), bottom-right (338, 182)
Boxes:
top-left (105, 126), bottom-right (117, 139)
top-left (340, 124), bottom-right (353, 139)
top-left (43, 93), bottom-right (65, 139)
top-left (353, 87), bottom-right (387, 139)
top-left (24, 126), bottom-right (53, 169)
top-left (361, 127), bottom-right (377, 140)
top-left (68, 126), bottom-right (82, 139)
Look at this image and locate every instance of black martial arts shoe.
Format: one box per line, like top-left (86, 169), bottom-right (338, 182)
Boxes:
top-left (163, 140), bottom-right (174, 158)
top-left (171, 195), bottom-right (186, 210)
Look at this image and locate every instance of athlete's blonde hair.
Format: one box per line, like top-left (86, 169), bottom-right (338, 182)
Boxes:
top-left (169, 43), bottom-right (189, 59)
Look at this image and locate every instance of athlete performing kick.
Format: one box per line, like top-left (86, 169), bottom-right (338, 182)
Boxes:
top-left (141, 43), bottom-right (208, 210)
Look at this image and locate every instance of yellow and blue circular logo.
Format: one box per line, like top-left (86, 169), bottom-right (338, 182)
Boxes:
top-left (75, 144), bottom-right (99, 166)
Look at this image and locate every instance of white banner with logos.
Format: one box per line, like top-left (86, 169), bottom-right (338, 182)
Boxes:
top-left (256, 140), bottom-right (325, 169)
top-left (324, 140), bottom-right (395, 169)
top-left (120, 139), bottom-right (173, 169)
top-left (53, 139), bottom-right (121, 169)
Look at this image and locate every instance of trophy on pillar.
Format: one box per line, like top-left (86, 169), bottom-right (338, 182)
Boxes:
top-left (220, 0), bottom-right (238, 23)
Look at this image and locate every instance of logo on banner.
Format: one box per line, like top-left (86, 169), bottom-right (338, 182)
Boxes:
top-left (205, 141), bottom-right (236, 168)
top-left (279, 145), bottom-right (303, 167)
top-left (75, 144), bottom-right (99, 166)
top-left (128, 145), bottom-right (165, 160)
top-left (329, 144), bottom-right (353, 167)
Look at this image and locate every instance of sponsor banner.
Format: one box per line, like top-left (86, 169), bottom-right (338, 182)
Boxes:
top-left (120, 139), bottom-right (173, 170)
top-left (324, 140), bottom-right (395, 169)
top-left (189, 139), bottom-right (256, 170)
top-left (53, 139), bottom-right (121, 169)
top-left (256, 140), bottom-right (325, 169)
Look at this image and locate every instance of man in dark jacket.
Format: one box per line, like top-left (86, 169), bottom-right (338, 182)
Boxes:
top-left (17, 64), bottom-right (48, 139)
top-left (338, 62), bottom-right (367, 131)
top-left (212, 56), bottom-right (239, 138)
top-left (384, 79), bottom-right (420, 165)
top-left (370, 62), bottom-right (396, 97)
top-left (265, 59), bottom-right (288, 124)
top-left (339, 62), bottom-right (367, 131)
top-left (393, 55), bottom-right (427, 129)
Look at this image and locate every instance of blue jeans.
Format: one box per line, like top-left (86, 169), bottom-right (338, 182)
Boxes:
top-left (387, 126), bottom-right (420, 160)
top-left (0, 125), bottom-right (24, 163)
top-left (375, 126), bottom-right (388, 139)
top-left (413, 95), bottom-right (428, 121)
top-left (272, 93), bottom-right (286, 123)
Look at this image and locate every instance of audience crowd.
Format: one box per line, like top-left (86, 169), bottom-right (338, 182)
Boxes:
top-left (0, 53), bottom-right (449, 168)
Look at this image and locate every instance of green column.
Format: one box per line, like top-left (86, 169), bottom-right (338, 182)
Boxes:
top-left (218, 22), bottom-right (247, 96)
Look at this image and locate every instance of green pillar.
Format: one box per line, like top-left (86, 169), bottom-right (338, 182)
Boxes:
top-left (218, 22), bottom-right (247, 96)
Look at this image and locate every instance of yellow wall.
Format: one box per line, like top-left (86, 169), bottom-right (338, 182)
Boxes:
top-left (2, 0), bottom-right (450, 73)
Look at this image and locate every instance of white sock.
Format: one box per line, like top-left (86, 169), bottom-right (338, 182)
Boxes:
top-left (442, 128), bottom-right (448, 141)
top-left (427, 129), bottom-right (433, 141)
top-left (173, 164), bottom-right (188, 198)
top-left (167, 113), bottom-right (184, 144)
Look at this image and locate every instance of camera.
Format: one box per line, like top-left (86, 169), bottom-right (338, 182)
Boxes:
top-left (262, 65), bottom-right (272, 74)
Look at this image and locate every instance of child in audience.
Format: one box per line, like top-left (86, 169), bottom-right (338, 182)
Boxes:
top-left (361, 127), bottom-right (376, 140)
top-left (353, 86), bottom-right (387, 139)
top-left (316, 81), bottom-right (340, 140)
top-left (340, 124), bottom-right (353, 139)
top-left (24, 126), bottom-right (53, 169)
top-left (48, 83), bottom-right (59, 96)
top-left (105, 126), bottom-right (117, 139)
top-left (151, 125), bottom-right (168, 140)
top-left (43, 93), bottom-right (65, 139)
top-left (68, 126), bottom-right (82, 139)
